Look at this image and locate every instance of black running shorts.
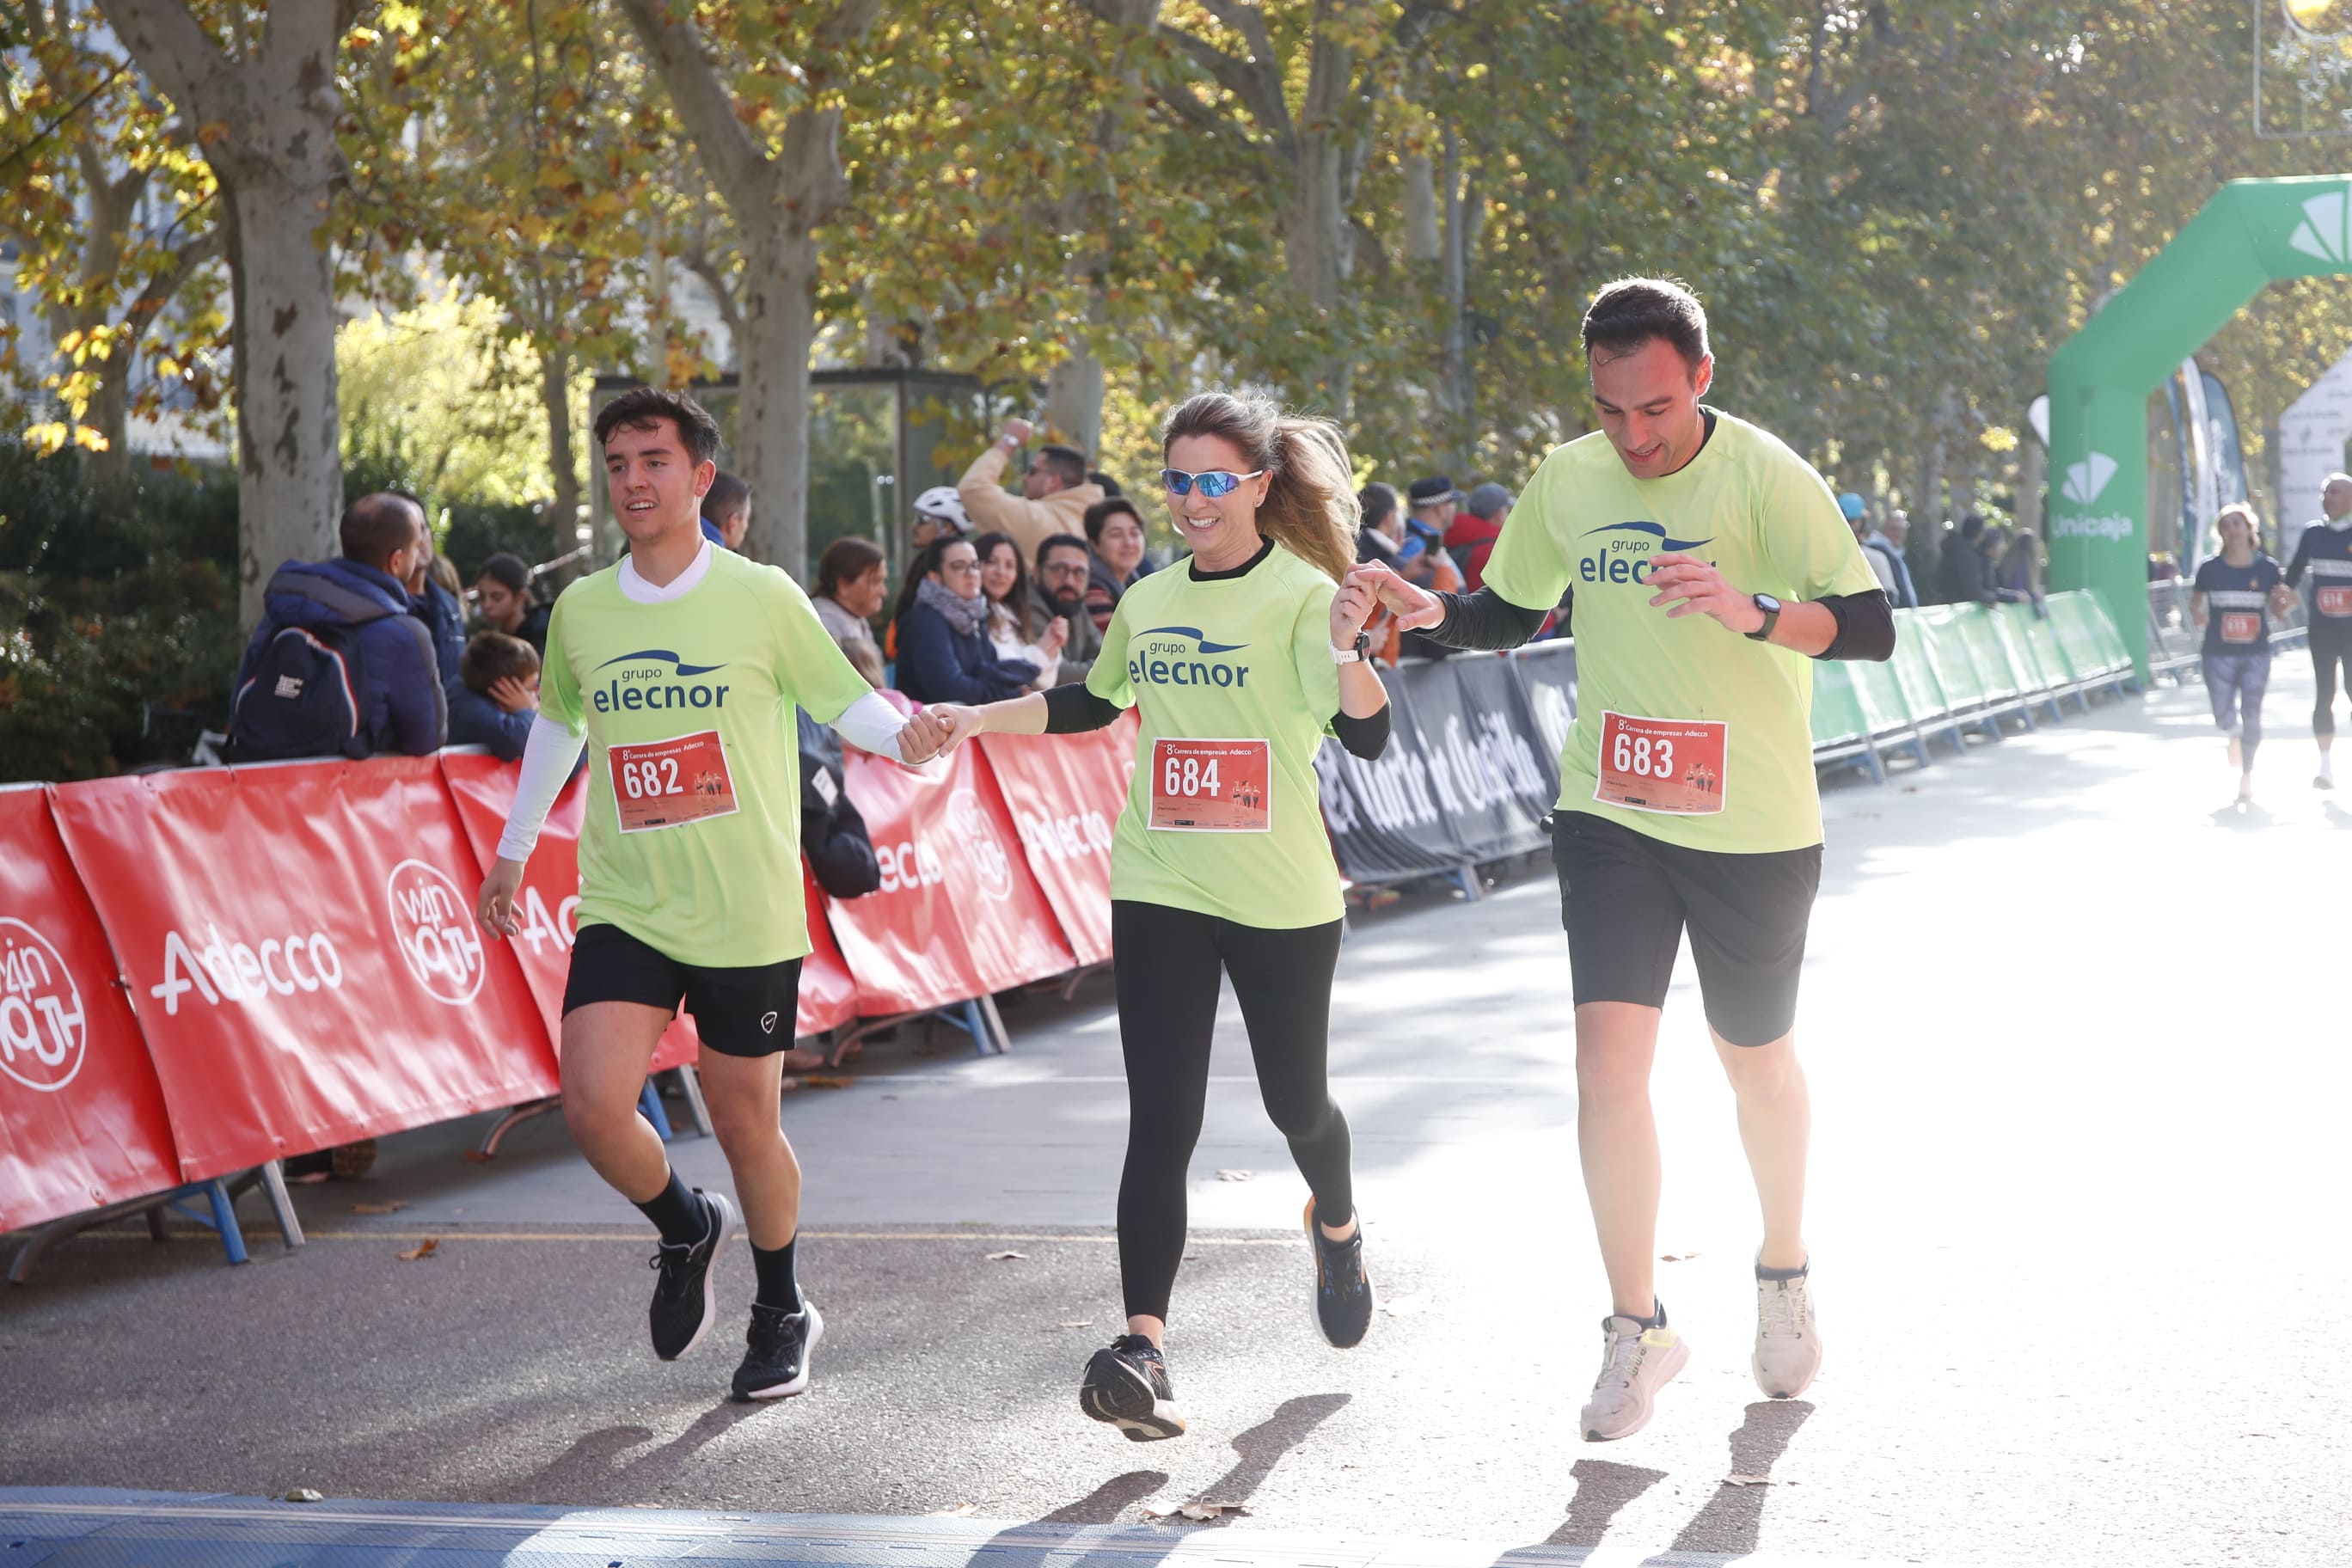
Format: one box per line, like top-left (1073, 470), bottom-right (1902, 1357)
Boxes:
top-left (1549, 810), bottom-right (1822, 1048)
top-left (560, 922), bottom-right (805, 1058)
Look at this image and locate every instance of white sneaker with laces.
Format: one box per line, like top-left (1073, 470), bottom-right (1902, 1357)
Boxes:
top-left (1753, 1265), bottom-right (1822, 1398)
top-left (1580, 1314), bottom-right (1689, 1442)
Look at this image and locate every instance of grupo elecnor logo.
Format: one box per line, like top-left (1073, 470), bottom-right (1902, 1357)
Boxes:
top-left (0, 916), bottom-right (88, 1093)
top-left (386, 859), bottom-right (487, 1005)
top-left (948, 787), bottom-right (1014, 902)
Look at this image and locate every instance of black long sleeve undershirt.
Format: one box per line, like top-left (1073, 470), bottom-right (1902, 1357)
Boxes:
top-left (1424, 585), bottom-right (1894, 662)
top-left (1038, 678), bottom-right (1391, 758)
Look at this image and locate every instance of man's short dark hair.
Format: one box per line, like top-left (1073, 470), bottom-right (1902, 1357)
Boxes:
top-left (1036, 532), bottom-right (1092, 574)
top-left (1959, 514), bottom-right (1984, 540)
top-left (460, 630), bottom-right (540, 695)
top-left (1083, 495), bottom-right (1141, 545)
top-left (478, 551), bottom-right (530, 595)
top-left (340, 493), bottom-right (423, 570)
top-left (1582, 277), bottom-right (1711, 372)
top-left (703, 469), bottom-right (751, 525)
top-left (594, 386), bottom-right (722, 467)
top-left (1358, 482), bottom-right (1399, 533)
top-left (1037, 444), bottom-right (1088, 490)
top-left (1089, 470), bottom-right (1123, 498)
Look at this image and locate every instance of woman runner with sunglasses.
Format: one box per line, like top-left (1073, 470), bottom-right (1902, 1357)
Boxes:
top-left (924, 391), bottom-right (1393, 1440)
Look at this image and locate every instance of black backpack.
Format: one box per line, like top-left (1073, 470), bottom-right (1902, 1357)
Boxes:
top-left (230, 622), bottom-right (375, 761)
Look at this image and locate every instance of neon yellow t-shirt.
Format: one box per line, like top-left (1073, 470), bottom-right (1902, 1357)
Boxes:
top-left (1482, 409), bottom-right (1883, 854)
top-left (1087, 542), bottom-right (1346, 928)
top-left (539, 548), bottom-right (873, 965)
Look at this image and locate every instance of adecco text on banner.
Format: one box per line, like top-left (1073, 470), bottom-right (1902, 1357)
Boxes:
top-left (0, 916), bottom-right (88, 1093)
top-left (1014, 805), bottom-right (1114, 866)
top-left (150, 922), bottom-right (343, 1016)
top-left (948, 787), bottom-right (1014, 902)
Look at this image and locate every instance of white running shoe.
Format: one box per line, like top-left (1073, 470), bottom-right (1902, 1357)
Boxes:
top-left (1753, 1266), bottom-right (1823, 1399)
top-left (1581, 1314), bottom-right (1689, 1442)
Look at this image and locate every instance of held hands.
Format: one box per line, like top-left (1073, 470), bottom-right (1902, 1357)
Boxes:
top-left (897, 704), bottom-right (983, 765)
top-left (1343, 560), bottom-right (1446, 632)
top-left (475, 858), bottom-right (524, 939)
top-left (1645, 553), bottom-right (1766, 634)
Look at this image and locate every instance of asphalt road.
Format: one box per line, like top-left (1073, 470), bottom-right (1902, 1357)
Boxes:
top-left (3, 661), bottom-right (2348, 1563)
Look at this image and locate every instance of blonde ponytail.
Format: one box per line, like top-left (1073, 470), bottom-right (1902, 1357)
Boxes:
top-left (1161, 392), bottom-right (1360, 582)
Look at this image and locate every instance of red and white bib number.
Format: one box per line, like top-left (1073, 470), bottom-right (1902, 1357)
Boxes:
top-left (1595, 711), bottom-right (1728, 817)
top-left (2318, 585), bottom-right (2352, 617)
top-left (1148, 738), bottom-right (1271, 832)
top-left (609, 730), bottom-right (738, 833)
top-left (2220, 612), bottom-right (2261, 645)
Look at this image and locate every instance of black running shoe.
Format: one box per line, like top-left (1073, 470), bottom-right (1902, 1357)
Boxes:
top-left (647, 1190), bottom-right (734, 1361)
top-left (1079, 1335), bottom-right (1185, 1441)
top-left (732, 1300), bottom-right (824, 1401)
top-left (1305, 1198), bottom-right (1375, 1349)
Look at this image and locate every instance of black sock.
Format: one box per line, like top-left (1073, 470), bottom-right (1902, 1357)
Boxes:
top-left (752, 1236), bottom-right (801, 1313)
top-left (634, 1169), bottom-right (707, 1247)
top-left (1756, 1258), bottom-right (1810, 1283)
top-left (1626, 1298), bottom-right (1667, 1330)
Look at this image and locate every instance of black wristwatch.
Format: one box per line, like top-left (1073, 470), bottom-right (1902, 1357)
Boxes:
top-left (1744, 593), bottom-right (1782, 642)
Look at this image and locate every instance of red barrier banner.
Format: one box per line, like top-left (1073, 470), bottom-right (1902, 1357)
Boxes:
top-left (50, 760), bottom-right (559, 1181)
top-left (976, 713), bottom-right (1136, 967)
top-left (830, 743), bottom-right (1075, 1014)
top-left (439, 753), bottom-right (851, 1050)
top-left (0, 787), bottom-right (182, 1230)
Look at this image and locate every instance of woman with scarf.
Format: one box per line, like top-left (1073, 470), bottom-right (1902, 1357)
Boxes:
top-left (891, 534), bottom-right (1040, 705)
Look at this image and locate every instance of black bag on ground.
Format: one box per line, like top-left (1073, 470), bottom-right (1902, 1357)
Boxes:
top-left (229, 623), bottom-right (374, 761)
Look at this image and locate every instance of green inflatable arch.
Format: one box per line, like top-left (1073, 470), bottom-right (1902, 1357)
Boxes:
top-left (2048, 175), bottom-right (2352, 678)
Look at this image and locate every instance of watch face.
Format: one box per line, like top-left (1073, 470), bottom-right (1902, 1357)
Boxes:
top-left (1755, 594), bottom-right (1783, 613)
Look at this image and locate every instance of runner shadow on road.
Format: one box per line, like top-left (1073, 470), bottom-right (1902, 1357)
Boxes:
top-left (1537, 1459), bottom-right (1670, 1548)
top-left (1657, 1400), bottom-right (1813, 1559)
top-left (506, 1403), bottom-right (767, 1503)
top-left (1028, 1469), bottom-right (1170, 1525)
top-left (1184, 1391), bottom-right (1351, 1524)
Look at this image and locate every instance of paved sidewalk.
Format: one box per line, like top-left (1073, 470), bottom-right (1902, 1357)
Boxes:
top-left (4, 665), bottom-right (2347, 1563)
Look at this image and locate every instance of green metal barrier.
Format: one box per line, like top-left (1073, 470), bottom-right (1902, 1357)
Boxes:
top-left (1810, 662), bottom-right (1883, 782)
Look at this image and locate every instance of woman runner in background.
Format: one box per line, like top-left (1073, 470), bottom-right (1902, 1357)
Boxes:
top-left (927, 391), bottom-right (1393, 1441)
top-left (2191, 503), bottom-right (2294, 805)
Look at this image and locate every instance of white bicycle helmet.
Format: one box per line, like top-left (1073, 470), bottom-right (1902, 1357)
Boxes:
top-left (911, 486), bottom-right (970, 532)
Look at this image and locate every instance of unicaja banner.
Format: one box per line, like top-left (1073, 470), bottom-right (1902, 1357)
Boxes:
top-left (0, 787), bottom-right (181, 1230)
top-left (49, 759), bottom-right (556, 1180)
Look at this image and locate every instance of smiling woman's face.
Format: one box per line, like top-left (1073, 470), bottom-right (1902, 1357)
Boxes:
top-left (980, 541), bottom-right (1019, 603)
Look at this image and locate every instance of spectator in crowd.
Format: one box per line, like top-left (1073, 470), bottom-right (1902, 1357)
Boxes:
top-left (812, 537), bottom-right (889, 688)
top-left (910, 486), bottom-right (970, 552)
top-left (230, 492), bottom-right (448, 759)
top-left (1998, 525), bottom-right (2043, 603)
top-left (447, 630), bottom-right (542, 760)
top-left (1359, 480), bottom-right (1459, 661)
top-left (1837, 491), bottom-right (1870, 539)
top-left (475, 551), bottom-right (551, 653)
top-left (1357, 481), bottom-right (1408, 570)
top-left (1939, 514), bottom-right (2000, 604)
top-left (391, 491), bottom-right (467, 683)
top-left (956, 417), bottom-right (1106, 560)
top-left (973, 530), bottom-right (1068, 691)
top-left (1843, 494), bottom-right (1897, 598)
top-left (1863, 508), bottom-right (1919, 609)
top-left (701, 469), bottom-right (752, 550)
top-left (1082, 494), bottom-right (1150, 633)
top-left (1448, 482), bottom-right (1511, 591)
top-left (1406, 475), bottom-right (1461, 560)
top-left (892, 534), bottom-right (1040, 704)
top-left (1031, 532), bottom-right (1103, 685)
top-left (1090, 470), bottom-right (1124, 498)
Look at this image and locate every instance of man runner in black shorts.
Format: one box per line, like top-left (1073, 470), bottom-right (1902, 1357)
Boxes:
top-left (1351, 278), bottom-right (1893, 1440)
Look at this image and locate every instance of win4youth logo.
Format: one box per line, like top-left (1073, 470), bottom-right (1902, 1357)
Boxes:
top-left (2288, 185), bottom-right (2352, 264)
top-left (2060, 452), bottom-right (2118, 505)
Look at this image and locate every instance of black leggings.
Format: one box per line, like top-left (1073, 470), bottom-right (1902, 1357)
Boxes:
top-left (1111, 900), bottom-right (1353, 1322)
top-left (2315, 631), bottom-right (2352, 740)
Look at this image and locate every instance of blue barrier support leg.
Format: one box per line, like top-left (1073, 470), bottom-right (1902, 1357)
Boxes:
top-left (639, 1079), bottom-right (675, 1142)
top-left (205, 1180), bottom-right (249, 1265)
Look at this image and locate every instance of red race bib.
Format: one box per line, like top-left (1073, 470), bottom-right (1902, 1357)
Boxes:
top-left (1595, 711), bottom-right (1728, 816)
top-left (608, 730), bottom-right (739, 833)
top-left (2319, 585), bottom-right (2352, 617)
top-left (2220, 612), bottom-right (2260, 645)
top-left (1148, 738), bottom-right (1271, 832)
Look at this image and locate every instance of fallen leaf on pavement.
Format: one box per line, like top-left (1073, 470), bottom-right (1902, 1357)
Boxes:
top-left (987, 1250), bottom-right (1027, 1261)
top-left (352, 1201), bottom-right (406, 1215)
top-left (1059, 1320), bottom-right (1093, 1328)
top-left (1214, 1169), bottom-right (1253, 1181)
top-left (929, 1503), bottom-right (977, 1517)
top-left (462, 1149), bottom-right (494, 1165)
top-left (803, 1075), bottom-right (855, 1089)
top-left (1722, 1474), bottom-right (1773, 1487)
top-left (283, 1488), bottom-right (323, 1503)
top-left (1379, 1297), bottom-right (1424, 1316)
top-left (397, 1239), bottom-right (439, 1261)
top-left (1144, 1500), bottom-right (1250, 1521)
top-left (1659, 1252), bottom-right (1700, 1262)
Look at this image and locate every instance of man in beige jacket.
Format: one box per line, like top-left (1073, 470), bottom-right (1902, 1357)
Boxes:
top-left (955, 417), bottom-right (1106, 561)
